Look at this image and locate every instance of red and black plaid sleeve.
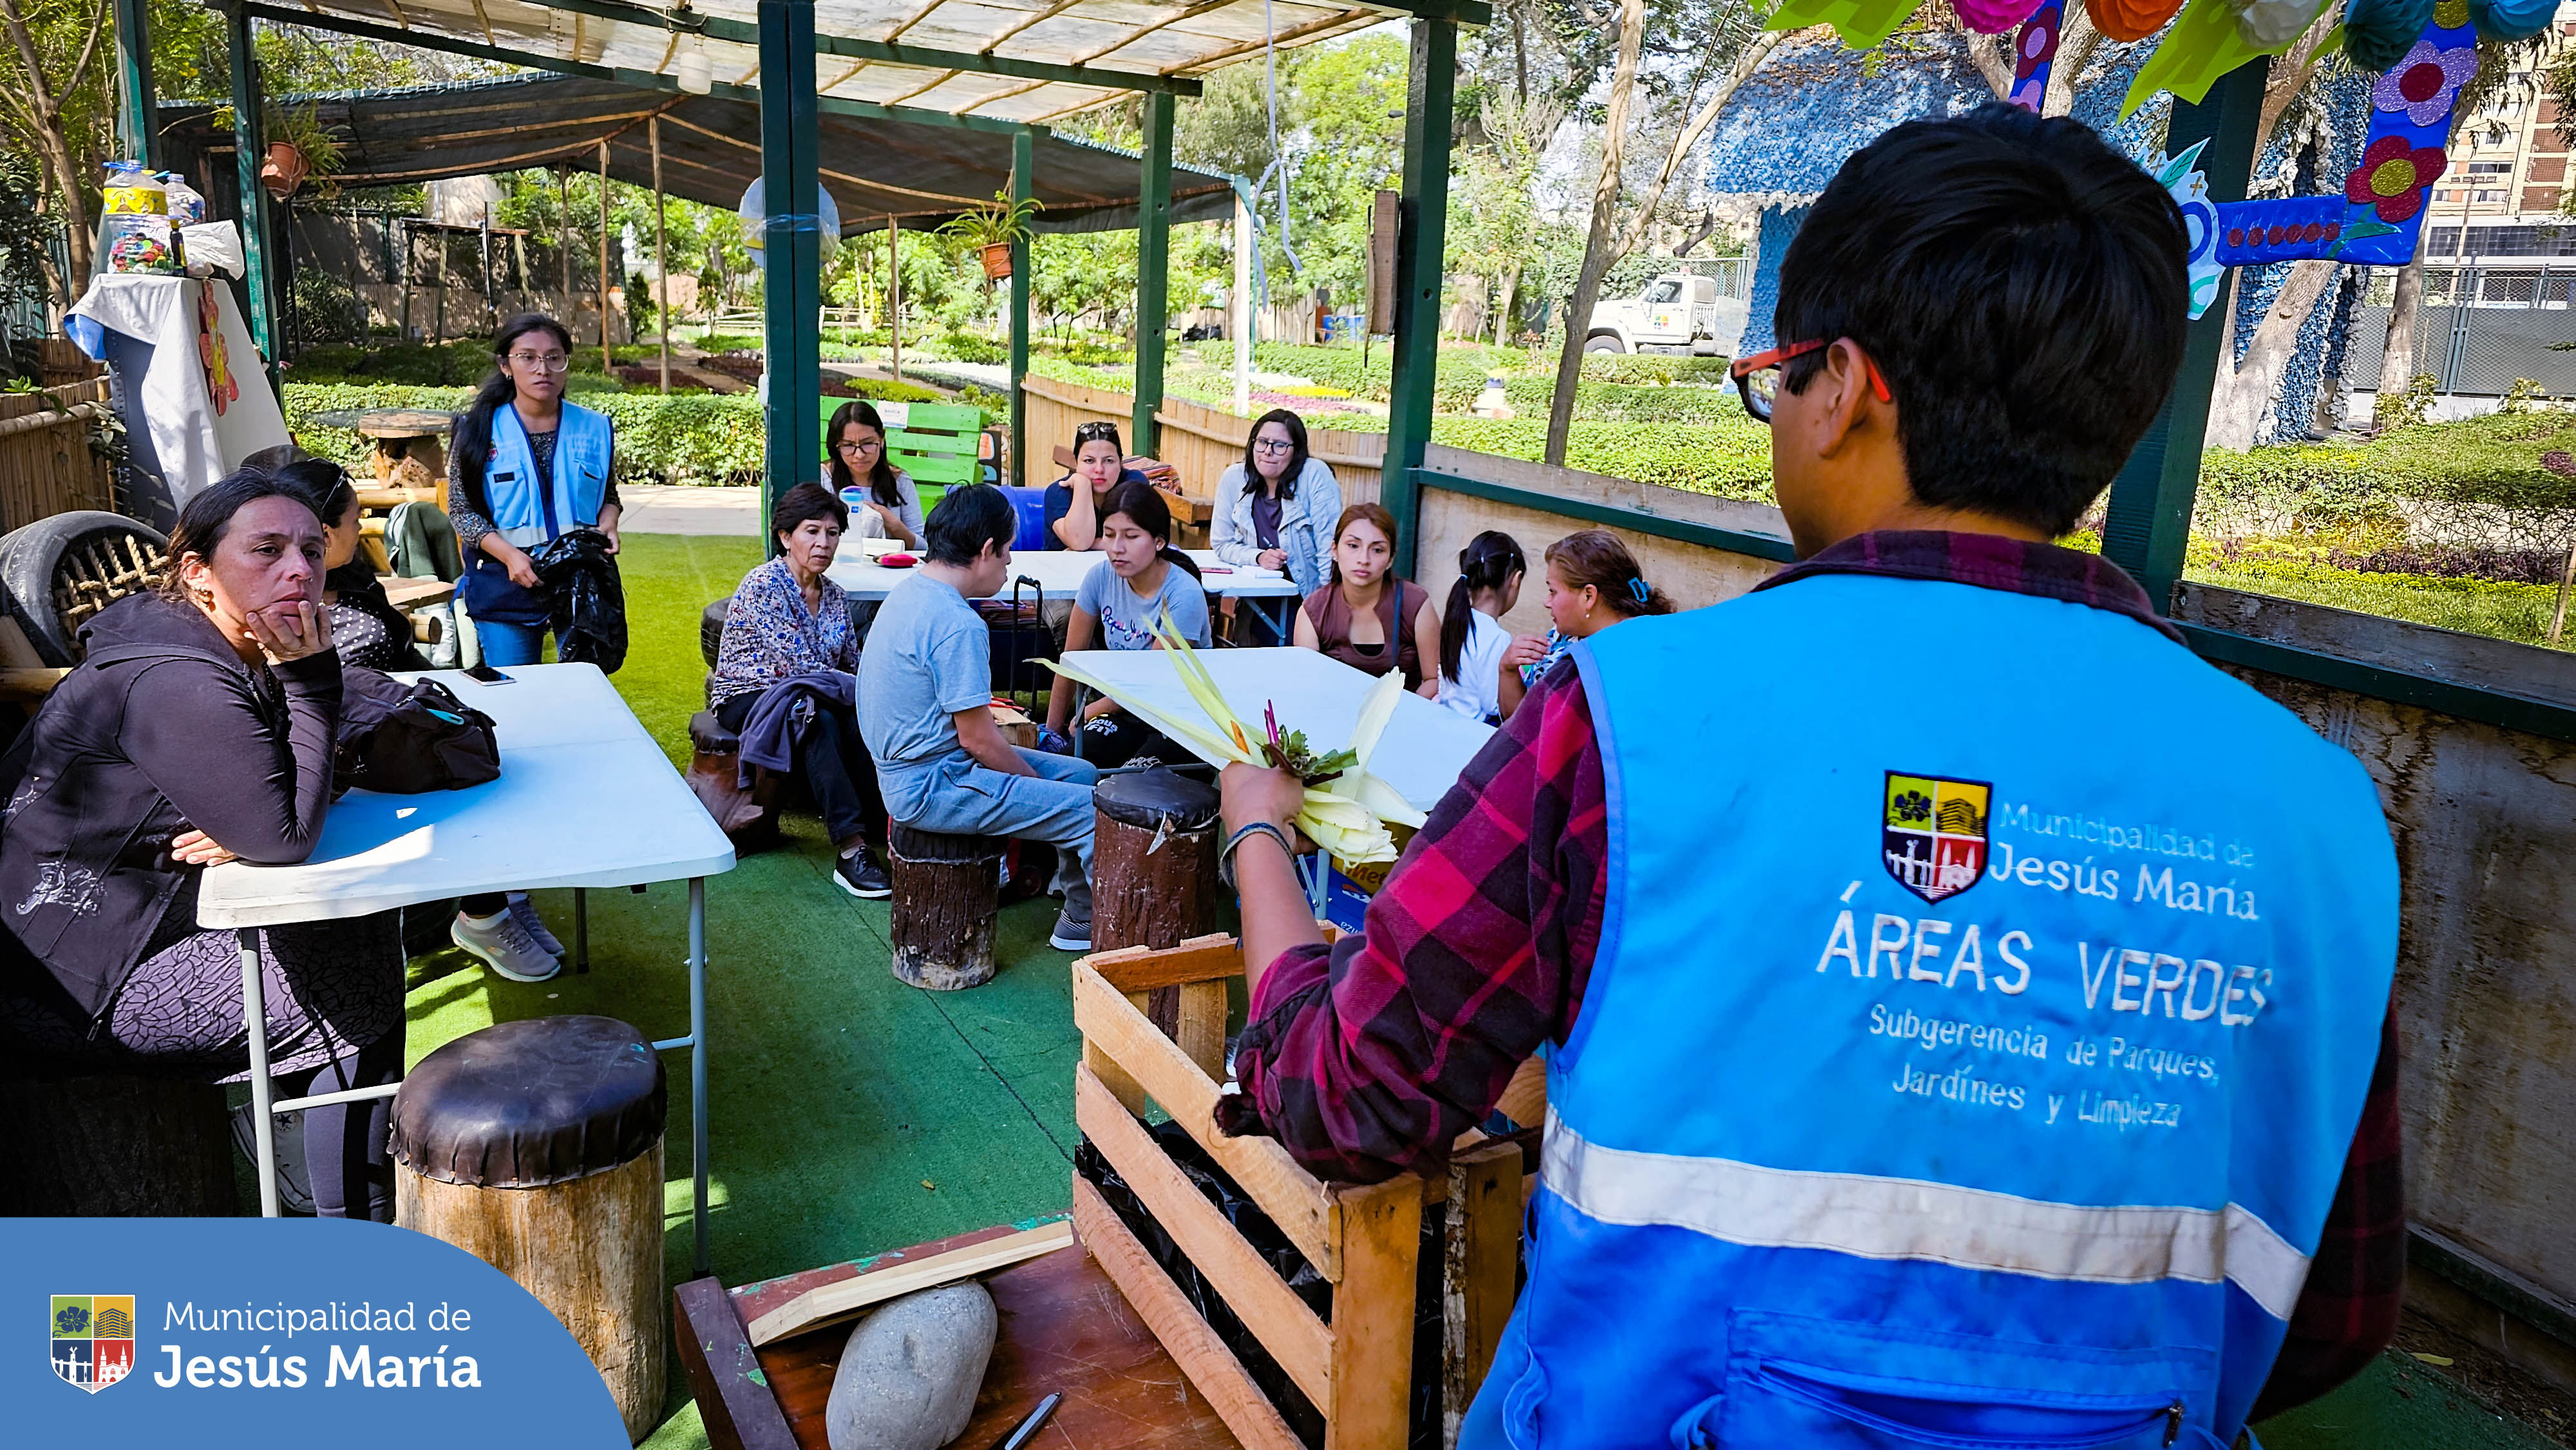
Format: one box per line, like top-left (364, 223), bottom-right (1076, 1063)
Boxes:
top-left (1220, 661), bottom-right (1606, 1183)
top-left (2251, 1008), bottom-right (2407, 1422)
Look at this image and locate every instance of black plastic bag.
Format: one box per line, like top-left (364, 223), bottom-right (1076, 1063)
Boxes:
top-left (334, 667), bottom-right (500, 795)
top-left (529, 527), bottom-right (627, 673)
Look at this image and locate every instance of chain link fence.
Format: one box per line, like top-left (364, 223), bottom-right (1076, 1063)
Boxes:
top-left (2345, 265), bottom-right (2576, 397)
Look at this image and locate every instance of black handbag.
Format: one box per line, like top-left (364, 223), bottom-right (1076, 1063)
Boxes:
top-left (334, 667), bottom-right (501, 794)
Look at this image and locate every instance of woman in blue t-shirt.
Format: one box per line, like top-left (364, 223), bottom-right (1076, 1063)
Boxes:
top-left (1045, 481), bottom-right (1208, 767)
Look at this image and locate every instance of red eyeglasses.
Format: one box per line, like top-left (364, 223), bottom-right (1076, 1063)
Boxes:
top-left (1729, 337), bottom-right (1893, 423)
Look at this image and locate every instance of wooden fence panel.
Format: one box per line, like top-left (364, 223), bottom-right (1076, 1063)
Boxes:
top-left (0, 378), bottom-right (117, 533)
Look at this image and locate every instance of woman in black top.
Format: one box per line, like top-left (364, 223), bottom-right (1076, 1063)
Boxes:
top-left (279, 458), bottom-right (430, 673)
top-left (0, 469), bottom-right (402, 1219)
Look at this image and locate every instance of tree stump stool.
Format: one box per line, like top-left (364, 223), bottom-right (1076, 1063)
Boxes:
top-left (1090, 769), bottom-right (1223, 1040)
top-left (889, 824), bottom-right (1005, 990)
top-left (684, 708), bottom-right (779, 851)
top-left (0, 1074), bottom-right (236, 1214)
top-left (392, 1015), bottom-right (666, 1443)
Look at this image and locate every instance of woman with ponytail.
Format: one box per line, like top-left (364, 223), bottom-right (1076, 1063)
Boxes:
top-left (1520, 528), bottom-right (1675, 689)
top-left (448, 312), bottom-right (622, 669)
top-left (1436, 531), bottom-right (1549, 724)
top-left (1045, 480), bottom-right (1208, 766)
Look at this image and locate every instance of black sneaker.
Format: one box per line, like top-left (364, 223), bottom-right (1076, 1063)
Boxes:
top-left (835, 851), bottom-right (893, 899)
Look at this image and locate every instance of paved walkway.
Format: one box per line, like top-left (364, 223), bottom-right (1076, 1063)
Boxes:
top-left (618, 484), bottom-right (761, 536)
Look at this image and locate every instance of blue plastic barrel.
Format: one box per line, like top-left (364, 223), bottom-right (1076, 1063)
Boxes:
top-left (998, 485), bottom-right (1048, 551)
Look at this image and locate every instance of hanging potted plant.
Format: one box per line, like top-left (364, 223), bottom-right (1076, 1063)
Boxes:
top-left (255, 103), bottom-right (346, 200)
top-left (937, 189), bottom-right (1043, 280)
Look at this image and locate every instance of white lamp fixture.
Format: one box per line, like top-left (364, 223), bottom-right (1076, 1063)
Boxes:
top-left (675, 37), bottom-right (714, 95)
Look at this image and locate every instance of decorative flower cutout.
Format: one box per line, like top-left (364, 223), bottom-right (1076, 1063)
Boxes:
top-left (2015, 8), bottom-right (2060, 79)
top-left (2345, 134), bottom-right (2448, 223)
top-left (2372, 40), bottom-right (2478, 126)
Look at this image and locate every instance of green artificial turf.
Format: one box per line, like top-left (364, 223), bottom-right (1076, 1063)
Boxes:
top-left (397, 533), bottom-right (2561, 1450)
top-left (398, 533), bottom-right (1092, 1445)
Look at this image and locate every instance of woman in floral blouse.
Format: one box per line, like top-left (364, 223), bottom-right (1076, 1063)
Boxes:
top-left (712, 483), bottom-right (890, 898)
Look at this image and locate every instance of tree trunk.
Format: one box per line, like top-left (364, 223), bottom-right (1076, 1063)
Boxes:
top-left (2043, 6), bottom-right (2102, 118)
top-left (2206, 259), bottom-right (2339, 451)
top-left (1492, 265), bottom-right (1518, 346)
top-left (1542, 0), bottom-right (1646, 467)
top-left (2374, 237), bottom-right (2429, 423)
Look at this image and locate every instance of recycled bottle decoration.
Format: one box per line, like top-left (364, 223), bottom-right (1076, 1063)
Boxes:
top-left (97, 162), bottom-right (183, 278)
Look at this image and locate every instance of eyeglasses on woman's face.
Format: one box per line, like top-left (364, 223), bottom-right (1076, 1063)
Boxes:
top-left (835, 437), bottom-right (883, 457)
top-left (1252, 438), bottom-right (1294, 455)
top-left (508, 350), bottom-right (572, 373)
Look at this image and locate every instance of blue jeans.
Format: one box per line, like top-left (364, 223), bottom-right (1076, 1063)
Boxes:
top-left (473, 617), bottom-right (551, 666)
top-left (880, 749), bottom-right (1100, 878)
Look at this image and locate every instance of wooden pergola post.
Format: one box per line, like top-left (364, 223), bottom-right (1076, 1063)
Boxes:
top-left (598, 138), bottom-right (612, 377)
top-left (223, 0), bottom-right (278, 381)
top-left (653, 113), bottom-right (670, 395)
top-left (759, 0), bottom-right (824, 553)
top-left (2099, 57), bottom-right (2271, 609)
top-left (1010, 127), bottom-right (1034, 487)
top-left (113, 0), bottom-right (157, 167)
top-left (888, 212), bottom-right (902, 382)
top-left (1379, 16), bottom-right (1459, 576)
top-left (1132, 90), bottom-right (1174, 455)
top-left (1233, 189), bottom-right (1253, 415)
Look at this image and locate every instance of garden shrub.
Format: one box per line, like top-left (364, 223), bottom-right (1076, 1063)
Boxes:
top-left (933, 331), bottom-right (1008, 365)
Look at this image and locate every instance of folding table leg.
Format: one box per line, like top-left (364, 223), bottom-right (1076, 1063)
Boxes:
top-left (238, 928), bottom-right (281, 1218)
top-left (688, 875), bottom-right (710, 1277)
top-left (574, 886), bottom-right (589, 974)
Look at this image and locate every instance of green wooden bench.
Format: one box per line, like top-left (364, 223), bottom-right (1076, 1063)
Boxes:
top-left (817, 399), bottom-right (987, 504)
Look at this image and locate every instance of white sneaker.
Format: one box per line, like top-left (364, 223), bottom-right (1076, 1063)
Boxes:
top-left (507, 892), bottom-right (565, 957)
top-left (451, 910), bottom-right (562, 983)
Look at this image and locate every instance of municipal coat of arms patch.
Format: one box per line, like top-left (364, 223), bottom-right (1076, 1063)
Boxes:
top-left (50, 1294), bottom-right (135, 1391)
top-left (1883, 772), bottom-right (1990, 903)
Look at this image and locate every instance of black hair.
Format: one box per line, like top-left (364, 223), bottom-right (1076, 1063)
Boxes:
top-left (825, 399), bottom-right (904, 509)
top-left (161, 467), bottom-right (325, 602)
top-left (274, 458), bottom-right (357, 530)
top-left (1240, 409), bottom-right (1312, 500)
top-left (772, 480), bottom-right (850, 542)
top-left (1100, 479), bottom-right (1201, 582)
top-left (922, 484), bottom-right (1018, 566)
top-left (450, 313), bottom-right (576, 523)
top-left (1774, 104), bottom-right (2188, 538)
top-left (1441, 529), bottom-right (1526, 686)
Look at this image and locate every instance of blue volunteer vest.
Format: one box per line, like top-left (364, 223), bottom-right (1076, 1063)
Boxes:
top-left (1461, 570), bottom-right (2396, 1450)
top-left (462, 400), bottom-right (613, 624)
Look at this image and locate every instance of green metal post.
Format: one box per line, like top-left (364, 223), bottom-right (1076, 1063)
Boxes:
top-left (225, 2), bottom-right (278, 373)
top-left (1132, 91), bottom-right (1173, 455)
top-left (113, 0), bottom-right (157, 167)
top-left (1010, 126), bottom-right (1034, 488)
top-left (759, 0), bottom-right (822, 556)
top-left (1381, 17), bottom-right (1458, 576)
top-left (2100, 55), bottom-right (2270, 610)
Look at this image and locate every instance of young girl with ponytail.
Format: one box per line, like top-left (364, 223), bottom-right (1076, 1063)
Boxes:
top-left (1046, 480), bottom-right (1209, 766)
top-left (1435, 531), bottom-right (1549, 724)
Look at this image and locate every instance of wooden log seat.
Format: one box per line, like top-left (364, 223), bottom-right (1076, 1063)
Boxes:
top-left (887, 825), bottom-right (1006, 991)
top-left (685, 708), bottom-right (781, 852)
top-left (392, 1015), bottom-right (668, 1443)
top-left (1091, 768), bottom-right (1223, 1042)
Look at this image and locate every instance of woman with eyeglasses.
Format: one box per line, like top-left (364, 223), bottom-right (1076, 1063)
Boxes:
top-left (1045, 420), bottom-right (1150, 551)
top-left (824, 399), bottom-right (922, 549)
top-left (1210, 408), bottom-right (1341, 596)
top-left (447, 312), bottom-right (623, 670)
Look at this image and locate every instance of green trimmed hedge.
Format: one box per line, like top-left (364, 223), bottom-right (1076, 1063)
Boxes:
top-left (1577, 353), bottom-right (1734, 386)
top-left (1500, 377), bottom-right (1746, 426)
top-left (282, 383), bottom-right (987, 486)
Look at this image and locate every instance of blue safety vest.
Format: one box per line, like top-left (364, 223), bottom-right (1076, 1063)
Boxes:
top-left (460, 399), bottom-right (612, 624)
top-left (1460, 569), bottom-right (2396, 1450)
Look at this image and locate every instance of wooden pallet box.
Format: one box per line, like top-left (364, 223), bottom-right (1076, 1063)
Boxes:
top-left (1071, 933), bottom-right (1529, 1450)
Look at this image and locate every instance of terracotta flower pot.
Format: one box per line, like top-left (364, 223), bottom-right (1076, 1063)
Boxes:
top-left (259, 142), bottom-right (308, 200)
top-left (980, 241), bottom-right (1012, 280)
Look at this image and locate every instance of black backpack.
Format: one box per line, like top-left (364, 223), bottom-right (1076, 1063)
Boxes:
top-left (334, 666), bottom-right (501, 795)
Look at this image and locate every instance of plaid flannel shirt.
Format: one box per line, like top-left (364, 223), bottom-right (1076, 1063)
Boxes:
top-left (1222, 530), bottom-right (2405, 1418)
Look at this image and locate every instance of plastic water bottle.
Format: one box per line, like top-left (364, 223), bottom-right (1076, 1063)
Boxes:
top-left (838, 484), bottom-right (869, 515)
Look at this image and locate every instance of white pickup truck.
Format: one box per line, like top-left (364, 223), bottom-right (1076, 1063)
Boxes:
top-left (1584, 274), bottom-right (1734, 355)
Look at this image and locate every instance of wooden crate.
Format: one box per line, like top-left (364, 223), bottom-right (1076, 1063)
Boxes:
top-left (1071, 933), bottom-right (1528, 1450)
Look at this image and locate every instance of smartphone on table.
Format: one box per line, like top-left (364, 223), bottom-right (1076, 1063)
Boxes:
top-left (461, 662), bottom-right (514, 685)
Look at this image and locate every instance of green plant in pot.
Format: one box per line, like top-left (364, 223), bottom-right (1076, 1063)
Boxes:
top-left (936, 190), bottom-right (1043, 281)
top-left (255, 103), bottom-right (346, 200)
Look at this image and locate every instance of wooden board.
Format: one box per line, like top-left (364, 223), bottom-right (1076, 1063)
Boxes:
top-left (744, 1220), bottom-right (1074, 1346)
top-left (681, 1221), bottom-right (1247, 1450)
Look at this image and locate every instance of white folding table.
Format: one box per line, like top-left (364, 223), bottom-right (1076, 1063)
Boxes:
top-left (196, 663), bottom-right (735, 1272)
top-left (828, 547), bottom-right (1303, 634)
top-left (1055, 646), bottom-right (1495, 816)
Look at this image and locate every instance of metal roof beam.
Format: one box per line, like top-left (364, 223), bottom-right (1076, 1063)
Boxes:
top-left (526, 0), bottom-right (1206, 94)
top-left (236, 2), bottom-right (1046, 133)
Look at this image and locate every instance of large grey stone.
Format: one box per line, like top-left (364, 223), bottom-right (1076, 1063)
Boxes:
top-left (824, 1283), bottom-right (999, 1450)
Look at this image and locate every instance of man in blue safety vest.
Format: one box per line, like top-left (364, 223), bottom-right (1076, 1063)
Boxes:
top-left (1215, 104), bottom-right (2403, 1447)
